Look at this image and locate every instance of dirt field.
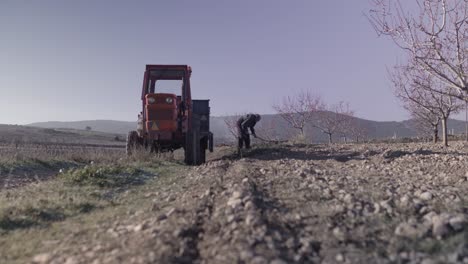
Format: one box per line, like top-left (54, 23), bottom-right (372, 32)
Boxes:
top-left (1, 141), bottom-right (468, 263)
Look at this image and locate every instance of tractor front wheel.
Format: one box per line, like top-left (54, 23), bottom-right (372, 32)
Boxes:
top-left (126, 131), bottom-right (141, 156)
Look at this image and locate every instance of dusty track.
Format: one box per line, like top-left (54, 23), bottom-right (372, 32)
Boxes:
top-left (21, 142), bottom-right (468, 263)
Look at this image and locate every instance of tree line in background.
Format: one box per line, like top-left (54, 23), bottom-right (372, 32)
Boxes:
top-left (272, 91), bottom-right (367, 143)
top-left (226, 0), bottom-right (468, 146)
top-left (368, 0), bottom-right (468, 146)
top-left (223, 91), bottom-right (368, 144)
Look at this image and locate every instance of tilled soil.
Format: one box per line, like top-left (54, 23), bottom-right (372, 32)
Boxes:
top-left (31, 142), bottom-right (468, 264)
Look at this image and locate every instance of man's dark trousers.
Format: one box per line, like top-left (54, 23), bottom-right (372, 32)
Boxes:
top-left (237, 122), bottom-right (251, 149)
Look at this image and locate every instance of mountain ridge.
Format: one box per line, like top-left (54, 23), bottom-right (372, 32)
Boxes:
top-left (27, 114), bottom-right (467, 143)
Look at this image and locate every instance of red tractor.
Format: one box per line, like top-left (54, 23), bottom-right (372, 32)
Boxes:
top-left (127, 65), bottom-right (213, 165)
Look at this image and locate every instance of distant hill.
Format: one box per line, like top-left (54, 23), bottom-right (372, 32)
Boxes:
top-left (28, 114), bottom-right (467, 144)
top-left (29, 120), bottom-right (136, 135)
top-left (0, 124), bottom-right (125, 145)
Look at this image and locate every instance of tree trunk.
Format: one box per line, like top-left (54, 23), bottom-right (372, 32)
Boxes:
top-left (328, 133), bottom-right (332, 144)
top-left (441, 117), bottom-right (448, 147)
top-left (355, 136), bottom-right (359, 143)
top-left (432, 125), bottom-right (438, 143)
top-left (299, 127), bottom-right (307, 142)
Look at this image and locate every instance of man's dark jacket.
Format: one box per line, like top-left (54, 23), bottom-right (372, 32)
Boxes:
top-left (237, 114), bottom-right (258, 136)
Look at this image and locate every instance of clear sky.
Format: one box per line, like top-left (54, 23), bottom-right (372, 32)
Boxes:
top-left (0, 0), bottom-right (430, 124)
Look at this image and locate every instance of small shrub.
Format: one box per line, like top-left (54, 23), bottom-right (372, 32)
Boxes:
top-left (0, 211), bottom-right (36, 231)
top-left (291, 133), bottom-right (307, 144)
top-left (0, 202), bottom-right (97, 232)
top-left (61, 165), bottom-right (140, 188)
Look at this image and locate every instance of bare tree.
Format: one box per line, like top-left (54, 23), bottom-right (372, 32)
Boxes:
top-left (337, 107), bottom-right (356, 143)
top-left (223, 114), bottom-right (242, 140)
top-left (348, 119), bottom-right (369, 143)
top-left (368, 0), bottom-right (468, 102)
top-left (255, 118), bottom-right (280, 141)
top-left (273, 91), bottom-right (323, 140)
top-left (409, 104), bottom-right (441, 142)
top-left (389, 63), bottom-right (462, 146)
top-left (314, 101), bottom-right (354, 144)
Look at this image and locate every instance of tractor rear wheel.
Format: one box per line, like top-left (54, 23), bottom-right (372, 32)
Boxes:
top-left (199, 138), bottom-right (207, 164)
top-left (185, 131), bottom-right (206, 165)
top-left (184, 131), bottom-right (196, 165)
top-left (126, 131), bottom-right (140, 156)
top-left (184, 132), bottom-right (208, 165)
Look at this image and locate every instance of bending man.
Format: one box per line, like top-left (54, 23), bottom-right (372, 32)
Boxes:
top-left (236, 113), bottom-right (261, 149)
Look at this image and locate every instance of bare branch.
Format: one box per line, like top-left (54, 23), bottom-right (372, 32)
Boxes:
top-left (273, 91), bottom-right (323, 140)
top-left (368, 0), bottom-right (468, 97)
top-left (313, 101), bottom-right (354, 144)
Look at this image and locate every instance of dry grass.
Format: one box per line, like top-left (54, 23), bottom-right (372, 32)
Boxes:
top-left (0, 142), bottom-right (124, 164)
top-left (0, 133), bottom-right (192, 262)
top-left (0, 141), bottom-right (182, 233)
top-left (0, 162), bottom-right (150, 232)
top-left (0, 139), bottom-right (185, 194)
top-left (0, 157), bottom-right (185, 263)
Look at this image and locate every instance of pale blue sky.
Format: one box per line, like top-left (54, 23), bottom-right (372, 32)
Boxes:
top-left (0, 0), bottom-right (426, 124)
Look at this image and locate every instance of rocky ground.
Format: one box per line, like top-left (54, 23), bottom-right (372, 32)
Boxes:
top-left (2, 141), bottom-right (468, 263)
